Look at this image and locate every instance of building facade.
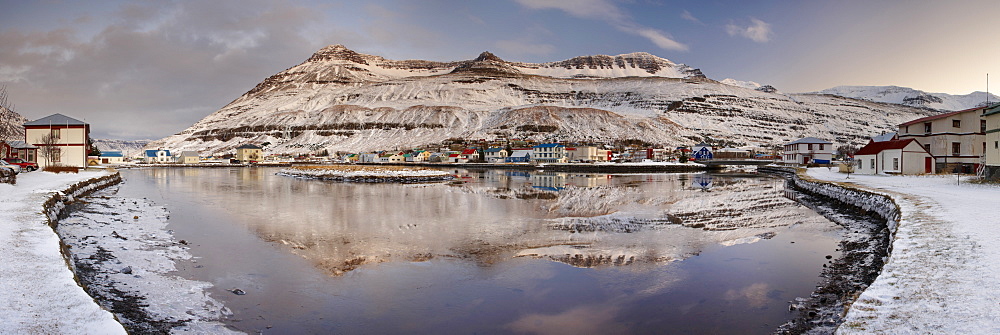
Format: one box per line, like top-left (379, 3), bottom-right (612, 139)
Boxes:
top-left (24, 114), bottom-right (90, 168)
top-left (898, 106), bottom-right (986, 173)
top-left (235, 144), bottom-right (263, 163)
top-left (984, 104), bottom-right (1000, 179)
top-left (854, 139), bottom-right (933, 175)
top-left (782, 137), bottom-right (834, 165)
top-left (532, 144), bottom-right (567, 163)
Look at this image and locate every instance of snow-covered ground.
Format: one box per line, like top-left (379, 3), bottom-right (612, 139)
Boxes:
top-left (806, 169), bottom-right (1000, 333)
top-left (0, 171), bottom-right (125, 334)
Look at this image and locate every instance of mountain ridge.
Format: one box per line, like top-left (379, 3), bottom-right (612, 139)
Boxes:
top-left (149, 45), bottom-right (936, 155)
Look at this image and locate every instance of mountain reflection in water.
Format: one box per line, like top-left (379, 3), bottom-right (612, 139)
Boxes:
top-left (121, 167), bottom-right (841, 334)
top-left (141, 168), bottom-right (829, 275)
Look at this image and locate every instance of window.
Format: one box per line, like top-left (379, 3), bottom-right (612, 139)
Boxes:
top-left (952, 142), bottom-right (961, 156)
top-left (982, 120), bottom-right (988, 133)
top-left (51, 128), bottom-right (61, 139)
top-left (905, 125), bottom-right (909, 133)
top-left (52, 148), bottom-right (61, 162)
top-left (924, 122), bottom-right (932, 133)
top-left (996, 141), bottom-right (999, 149)
top-left (953, 119), bottom-right (961, 128)
top-left (870, 159), bottom-right (875, 169)
top-left (893, 158), bottom-right (899, 170)
top-left (807, 143), bottom-right (813, 150)
top-left (924, 144), bottom-right (931, 152)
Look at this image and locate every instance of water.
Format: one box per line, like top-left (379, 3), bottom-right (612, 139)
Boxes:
top-left (112, 167), bottom-right (842, 334)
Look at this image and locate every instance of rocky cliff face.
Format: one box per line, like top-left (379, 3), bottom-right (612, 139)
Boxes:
top-left (150, 45), bottom-right (935, 155)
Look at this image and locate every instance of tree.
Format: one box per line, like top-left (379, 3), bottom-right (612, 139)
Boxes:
top-left (39, 134), bottom-right (57, 167)
top-left (87, 137), bottom-right (101, 157)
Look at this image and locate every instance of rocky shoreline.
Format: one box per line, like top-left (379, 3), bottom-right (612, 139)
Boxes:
top-left (760, 167), bottom-right (898, 334)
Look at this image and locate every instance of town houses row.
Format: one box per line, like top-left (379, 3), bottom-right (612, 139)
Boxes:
top-left (7, 106), bottom-right (1000, 180)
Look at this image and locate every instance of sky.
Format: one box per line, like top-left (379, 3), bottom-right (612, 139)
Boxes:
top-left (2, 0), bottom-right (999, 140)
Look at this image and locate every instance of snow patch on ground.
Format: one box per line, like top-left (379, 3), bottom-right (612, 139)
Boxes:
top-left (59, 189), bottom-right (239, 334)
top-left (805, 168), bottom-right (1000, 334)
top-left (0, 171), bottom-right (125, 334)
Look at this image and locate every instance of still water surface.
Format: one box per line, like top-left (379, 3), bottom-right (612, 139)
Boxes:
top-left (115, 167), bottom-right (842, 334)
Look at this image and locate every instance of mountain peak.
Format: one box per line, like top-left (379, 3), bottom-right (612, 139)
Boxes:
top-left (475, 51), bottom-right (504, 62)
top-left (308, 44), bottom-right (368, 64)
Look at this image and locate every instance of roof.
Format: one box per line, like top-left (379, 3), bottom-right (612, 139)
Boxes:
top-left (484, 148), bottom-right (505, 153)
top-left (4, 140), bottom-right (37, 149)
top-left (855, 139), bottom-right (920, 155)
top-left (448, 154), bottom-right (460, 157)
top-left (24, 113), bottom-right (87, 126)
top-left (985, 104), bottom-right (1000, 117)
top-left (533, 143), bottom-right (565, 148)
top-left (786, 137), bottom-right (832, 145)
top-left (510, 151), bottom-right (531, 158)
top-left (461, 149), bottom-right (478, 155)
top-left (235, 144), bottom-right (262, 150)
top-left (180, 151), bottom-right (199, 157)
top-left (900, 106), bottom-right (987, 126)
top-left (871, 132), bottom-right (898, 142)
top-left (101, 151), bottom-right (124, 158)
top-left (145, 149), bottom-right (170, 157)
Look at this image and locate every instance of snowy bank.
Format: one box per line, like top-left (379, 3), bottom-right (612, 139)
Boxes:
top-left (805, 168), bottom-right (1000, 334)
top-left (59, 188), bottom-right (239, 334)
top-left (0, 170), bottom-right (126, 334)
top-left (278, 165), bottom-right (453, 183)
top-left (760, 166), bottom-right (899, 334)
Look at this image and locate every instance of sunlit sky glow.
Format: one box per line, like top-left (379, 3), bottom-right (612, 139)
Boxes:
top-left (2, 0), bottom-right (999, 140)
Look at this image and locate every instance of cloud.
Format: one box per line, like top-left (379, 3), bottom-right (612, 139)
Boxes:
top-left (514, 0), bottom-right (687, 51)
top-left (495, 39), bottom-right (557, 57)
top-left (681, 10), bottom-right (703, 25)
top-left (514, 0), bottom-right (625, 21)
top-left (0, 0), bottom-right (341, 140)
top-left (726, 18), bottom-right (773, 43)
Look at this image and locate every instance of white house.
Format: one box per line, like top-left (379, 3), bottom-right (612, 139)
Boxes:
top-left (532, 143), bottom-right (566, 163)
top-left (99, 151), bottom-right (125, 164)
top-left (506, 149), bottom-right (532, 163)
top-left (854, 138), bottom-right (933, 175)
top-left (144, 149), bottom-right (172, 163)
top-left (782, 137), bottom-right (834, 165)
top-left (483, 148), bottom-right (508, 163)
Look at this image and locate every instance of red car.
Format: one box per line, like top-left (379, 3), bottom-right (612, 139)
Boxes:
top-left (3, 158), bottom-right (38, 172)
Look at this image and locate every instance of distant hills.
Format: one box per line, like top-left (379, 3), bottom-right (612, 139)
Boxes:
top-left (814, 85), bottom-right (997, 111)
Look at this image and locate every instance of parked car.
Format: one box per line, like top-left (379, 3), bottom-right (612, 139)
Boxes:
top-left (0, 159), bottom-right (21, 175)
top-left (3, 158), bottom-right (38, 172)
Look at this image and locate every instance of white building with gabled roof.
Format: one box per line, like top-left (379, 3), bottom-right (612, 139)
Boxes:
top-left (782, 137), bottom-right (834, 165)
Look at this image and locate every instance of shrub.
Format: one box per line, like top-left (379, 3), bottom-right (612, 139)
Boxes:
top-left (44, 166), bottom-right (80, 173)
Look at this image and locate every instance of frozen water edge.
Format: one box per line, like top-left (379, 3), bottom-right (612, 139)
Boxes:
top-left (59, 186), bottom-right (241, 334)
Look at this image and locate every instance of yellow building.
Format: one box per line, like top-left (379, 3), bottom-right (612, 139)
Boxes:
top-left (899, 106), bottom-right (987, 173)
top-left (235, 144), bottom-right (263, 163)
top-left (24, 114), bottom-right (90, 168)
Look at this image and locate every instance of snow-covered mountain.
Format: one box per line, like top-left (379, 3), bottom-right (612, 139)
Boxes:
top-left (1, 106), bottom-right (27, 142)
top-left (815, 86), bottom-right (998, 111)
top-left (150, 45), bottom-right (936, 155)
top-left (92, 139), bottom-right (152, 158)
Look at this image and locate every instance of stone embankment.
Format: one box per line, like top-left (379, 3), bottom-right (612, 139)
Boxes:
top-left (759, 166), bottom-right (899, 334)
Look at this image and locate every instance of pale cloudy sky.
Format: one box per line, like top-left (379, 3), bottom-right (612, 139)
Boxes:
top-left (2, 0), bottom-right (999, 140)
